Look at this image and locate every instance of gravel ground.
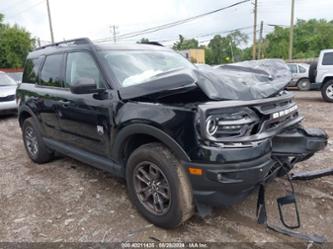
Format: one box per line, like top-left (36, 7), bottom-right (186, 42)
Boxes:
top-left (0, 90), bottom-right (332, 243)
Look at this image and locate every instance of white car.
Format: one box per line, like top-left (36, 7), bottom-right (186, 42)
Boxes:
top-left (0, 71), bottom-right (18, 114)
top-left (309, 49), bottom-right (333, 102)
top-left (287, 63), bottom-right (311, 90)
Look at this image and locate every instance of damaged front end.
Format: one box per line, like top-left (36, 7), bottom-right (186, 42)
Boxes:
top-left (186, 90), bottom-right (328, 208)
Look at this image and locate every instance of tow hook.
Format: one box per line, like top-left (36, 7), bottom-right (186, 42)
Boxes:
top-left (257, 171), bottom-right (333, 244)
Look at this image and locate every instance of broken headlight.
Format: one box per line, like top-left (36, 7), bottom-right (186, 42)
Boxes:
top-left (204, 108), bottom-right (259, 141)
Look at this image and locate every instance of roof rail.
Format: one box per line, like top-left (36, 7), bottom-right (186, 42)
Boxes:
top-left (35, 37), bottom-right (93, 51)
top-left (140, 41), bottom-right (164, 47)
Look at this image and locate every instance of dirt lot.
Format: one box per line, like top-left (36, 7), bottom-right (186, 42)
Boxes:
top-left (0, 90), bottom-right (332, 243)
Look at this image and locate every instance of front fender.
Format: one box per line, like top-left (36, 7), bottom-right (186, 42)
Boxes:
top-left (111, 123), bottom-right (191, 163)
top-left (18, 105), bottom-right (45, 136)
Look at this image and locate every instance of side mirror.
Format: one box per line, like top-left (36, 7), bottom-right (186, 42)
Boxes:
top-left (70, 78), bottom-right (98, 94)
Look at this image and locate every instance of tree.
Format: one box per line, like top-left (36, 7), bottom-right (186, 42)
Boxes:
top-left (263, 19), bottom-right (333, 59)
top-left (205, 31), bottom-right (249, 65)
top-left (0, 14), bottom-right (35, 68)
top-left (172, 35), bottom-right (199, 50)
top-left (137, 38), bottom-right (150, 44)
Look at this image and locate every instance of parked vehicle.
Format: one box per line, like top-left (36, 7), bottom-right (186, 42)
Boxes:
top-left (17, 38), bottom-right (328, 228)
top-left (7, 72), bottom-right (23, 84)
top-left (287, 63), bottom-right (311, 90)
top-left (309, 49), bottom-right (333, 102)
top-left (0, 71), bottom-right (18, 114)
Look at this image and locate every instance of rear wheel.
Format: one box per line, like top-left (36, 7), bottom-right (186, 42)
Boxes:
top-left (297, 79), bottom-right (311, 91)
top-left (321, 80), bottom-right (333, 103)
top-left (22, 118), bottom-right (54, 163)
top-left (126, 142), bottom-right (194, 228)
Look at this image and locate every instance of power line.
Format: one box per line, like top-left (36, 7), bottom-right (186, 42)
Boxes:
top-left (97, 0), bottom-right (250, 42)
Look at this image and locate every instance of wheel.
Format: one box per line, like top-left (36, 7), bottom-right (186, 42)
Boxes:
top-left (297, 79), bottom-right (311, 91)
top-left (22, 118), bottom-right (54, 163)
top-left (126, 142), bottom-right (194, 228)
top-left (321, 80), bottom-right (333, 103)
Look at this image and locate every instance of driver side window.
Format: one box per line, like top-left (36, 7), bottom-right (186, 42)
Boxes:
top-left (65, 52), bottom-right (105, 88)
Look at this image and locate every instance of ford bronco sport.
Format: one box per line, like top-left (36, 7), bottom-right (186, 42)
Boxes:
top-left (17, 38), bottom-right (328, 228)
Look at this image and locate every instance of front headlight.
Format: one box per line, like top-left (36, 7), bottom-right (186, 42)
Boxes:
top-left (204, 108), bottom-right (259, 141)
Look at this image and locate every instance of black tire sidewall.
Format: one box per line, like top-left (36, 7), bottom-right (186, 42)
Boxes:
top-left (126, 144), bottom-right (187, 228)
top-left (321, 80), bottom-right (333, 102)
top-left (22, 118), bottom-right (52, 163)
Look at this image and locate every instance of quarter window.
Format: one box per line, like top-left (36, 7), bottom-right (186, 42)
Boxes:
top-left (39, 54), bottom-right (64, 87)
top-left (65, 52), bottom-right (105, 88)
top-left (23, 57), bottom-right (43, 83)
top-left (322, 52), bottom-right (333, 65)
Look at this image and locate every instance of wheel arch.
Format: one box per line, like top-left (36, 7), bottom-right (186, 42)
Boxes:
top-left (111, 124), bottom-right (191, 166)
top-left (323, 76), bottom-right (333, 84)
top-left (296, 77), bottom-right (309, 84)
top-left (18, 106), bottom-right (45, 135)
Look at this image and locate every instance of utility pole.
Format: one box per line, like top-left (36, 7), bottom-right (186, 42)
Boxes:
top-left (289, 0), bottom-right (295, 60)
top-left (110, 25), bottom-right (118, 43)
top-left (46, 0), bottom-right (54, 43)
top-left (252, 0), bottom-right (258, 60)
top-left (258, 21), bottom-right (264, 59)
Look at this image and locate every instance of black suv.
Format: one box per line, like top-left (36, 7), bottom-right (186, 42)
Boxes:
top-left (17, 38), bottom-right (327, 228)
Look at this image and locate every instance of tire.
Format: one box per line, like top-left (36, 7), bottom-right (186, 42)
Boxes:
top-left (22, 118), bottom-right (54, 163)
top-left (297, 78), bottom-right (311, 91)
top-left (308, 61), bottom-right (318, 83)
top-left (321, 80), bottom-right (333, 103)
top-left (126, 142), bottom-right (194, 228)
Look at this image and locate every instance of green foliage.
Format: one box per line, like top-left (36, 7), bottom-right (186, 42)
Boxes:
top-left (137, 38), bottom-right (150, 44)
top-left (263, 19), bottom-right (333, 59)
top-left (206, 31), bottom-right (248, 65)
top-left (172, 35), bottom-right (199, 50)
top-left (0, 14), bottom-right (34, 68)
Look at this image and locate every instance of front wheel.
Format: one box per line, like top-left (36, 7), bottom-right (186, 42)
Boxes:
top-left (22, 118), bottom-right (54, 163)
top-left (321, 80), bottom-right (333, 103)
top-left (126, 143), bottom-right (194, 228)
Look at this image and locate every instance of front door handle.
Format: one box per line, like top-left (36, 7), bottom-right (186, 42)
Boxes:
top-left (59, 100), bottom-right (70, 108)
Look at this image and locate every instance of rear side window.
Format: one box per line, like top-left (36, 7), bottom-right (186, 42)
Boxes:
top-left (298, 65), bottom-right (306, 73)
top-left (288, 64), bottom-right (297, 73)
top-left (23, 57), bottom-right (42, 83)
top-left (322, 52), bottom-right (333, 65)
top-left (40, 54), bottom-right (64, 87)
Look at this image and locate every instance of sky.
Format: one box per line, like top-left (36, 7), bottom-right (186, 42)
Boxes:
top-left (0, 0), bottom-right (332, 47)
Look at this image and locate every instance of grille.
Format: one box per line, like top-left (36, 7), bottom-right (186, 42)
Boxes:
top-left (0, 95), bottom-right (15, 102)
top-left (253, 100), bottom-right (299, 133)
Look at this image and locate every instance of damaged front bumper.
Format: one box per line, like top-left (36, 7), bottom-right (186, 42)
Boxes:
top-left (185, 93), bottom-right (328, 207)
top-left (184, 126), bottom-right (327, 207)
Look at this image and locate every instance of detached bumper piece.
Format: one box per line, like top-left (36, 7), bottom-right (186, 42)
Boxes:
top-left (290, 167), bottom-right (333, 181)
top-left (257, 175), bottom-right (328, 244)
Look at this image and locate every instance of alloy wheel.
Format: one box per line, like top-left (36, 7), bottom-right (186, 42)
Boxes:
top-left (326, 84), bottom-right (333, 99)
top-left (133, 161), bottom-right (171, 216)
top-left (25, 126), bottom-right (39, 156)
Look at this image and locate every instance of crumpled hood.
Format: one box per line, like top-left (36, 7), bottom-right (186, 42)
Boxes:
top-left (118, 59), bottom-right (291, 101)
top-left (195, 59), bottom-right (291, 100)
